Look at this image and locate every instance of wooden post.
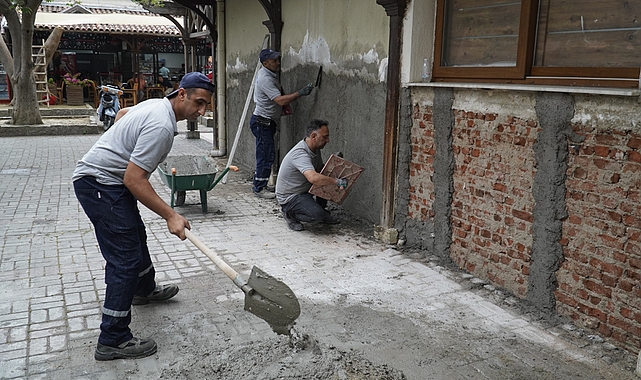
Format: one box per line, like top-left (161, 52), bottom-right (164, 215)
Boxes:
top-left (377, 0), bottom-right (408, 232)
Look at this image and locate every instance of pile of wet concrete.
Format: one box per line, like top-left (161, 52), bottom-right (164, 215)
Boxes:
top-left (160, 332), bottom-right (406, 380)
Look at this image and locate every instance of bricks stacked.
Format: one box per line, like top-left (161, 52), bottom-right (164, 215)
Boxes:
top-left (558, 128), bottom-right (641, 352)
top-left (449, 110), bottom-right (538, 297)
top-left (408, 103), bottom-right (435, 221)
top-left (408, 99), bottom-right (640, 353)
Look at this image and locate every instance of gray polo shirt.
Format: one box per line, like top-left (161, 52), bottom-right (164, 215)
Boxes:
top-left (276, 139), bottom-right (324, 205)
top-left (253, 66), bottom-right (282, 122)
top-left (72, 98), bottom-right (178, 185)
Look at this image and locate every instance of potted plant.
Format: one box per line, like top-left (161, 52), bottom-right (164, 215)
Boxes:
top-left (63, 72), bottom-right (90, 106)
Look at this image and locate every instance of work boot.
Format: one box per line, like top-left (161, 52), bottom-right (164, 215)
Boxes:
top-left (322, 214), bottom-right (340, 225)
top-left (94, 337), bottom-right (157, 361)
top-left (254, 188), bottom-right (276, 199)
top-left (283, 211), bottom-right (303, 231)
top-left (132, 284), bottom-right (179, 305)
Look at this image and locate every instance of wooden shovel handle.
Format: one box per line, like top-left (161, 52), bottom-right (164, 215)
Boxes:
top-left (185, 229), bottom-right (239, 282)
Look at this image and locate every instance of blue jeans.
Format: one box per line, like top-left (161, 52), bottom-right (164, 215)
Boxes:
top-left (281, 193), bottom-right (329, 223)
top-left (250, 114), bottom-right (276, 193)
top-left (73, 176), bottom-right (156, 347)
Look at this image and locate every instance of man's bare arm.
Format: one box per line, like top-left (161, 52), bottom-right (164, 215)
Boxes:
top-left (123, 161), bottom-right (190, 240)
top-left (303, 169), bottom-right (340, 187)
top-left (273, 92), bottom-right (300, 106)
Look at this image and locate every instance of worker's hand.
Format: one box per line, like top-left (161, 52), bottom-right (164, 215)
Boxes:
top-left (336, 178), bottom-right (348, 189)
top-left (298, 83), bottom-right (314, 96)
top-left (166, 212), bottom-right (190, 240)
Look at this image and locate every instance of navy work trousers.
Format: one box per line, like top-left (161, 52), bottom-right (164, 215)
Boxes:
top-left (249, 114), bottom-right (276, 193)
top-left (73, 176), bottom-right (156, 347)
top-left (281, 193), bottom-right (329, 223)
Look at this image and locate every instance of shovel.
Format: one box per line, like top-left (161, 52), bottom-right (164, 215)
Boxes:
top-left (184, 230), bottom-right (301, 335)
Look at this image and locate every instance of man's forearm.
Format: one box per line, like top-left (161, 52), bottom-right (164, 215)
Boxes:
top-left (305, 170), bottom-right (340, 187)
top-left (125, 178), bottom-right (176, 221)
top-left (273, 92), bottom-right (300, 106)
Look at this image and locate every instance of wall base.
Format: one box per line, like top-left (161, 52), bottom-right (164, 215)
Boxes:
top-left (374, 225), bottom-right (398, 244)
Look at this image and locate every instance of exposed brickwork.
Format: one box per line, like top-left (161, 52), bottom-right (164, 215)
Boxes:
top-left (449, 110), bottom-right (538, 297)
top-left (557, 127), bottom-right (641, 352)
top-left (408, 99), bottom-right (641, 353)
top-left (408, 103), bottom-right (435, 222)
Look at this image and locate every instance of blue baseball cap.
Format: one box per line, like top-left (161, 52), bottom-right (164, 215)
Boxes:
top-left (166, 72), bottom-right (215, 98)
top-left (259, 49), bottom-right (281, 63)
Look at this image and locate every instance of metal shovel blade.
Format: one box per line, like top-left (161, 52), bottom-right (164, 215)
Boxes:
top-left (244, 266), bottom-right (301, 335)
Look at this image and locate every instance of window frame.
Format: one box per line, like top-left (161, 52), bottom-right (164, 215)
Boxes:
top-left (433, 0), bottom-right (640, 88)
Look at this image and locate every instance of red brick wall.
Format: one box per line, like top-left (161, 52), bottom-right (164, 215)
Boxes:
top-left (557, 127), bottom-right (641, 351)
top-left (449, 110), bottom-right (539, 297)
top-left (408, 99), bottom-right (641, 353)
top-left (409, 103), bottom-right (435, 221)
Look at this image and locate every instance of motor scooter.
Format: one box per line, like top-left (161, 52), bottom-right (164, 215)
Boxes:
top-left (97, 85), bottom-right (123, 131)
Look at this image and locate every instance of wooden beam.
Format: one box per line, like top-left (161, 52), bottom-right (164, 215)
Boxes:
top-left (377, 0), bottom-right (409, 229)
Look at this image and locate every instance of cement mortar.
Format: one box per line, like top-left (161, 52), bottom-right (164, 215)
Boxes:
top-left (159, 155), bottom-right (218, 176)
top-left (431, 87), bottom-right (455, 260)
top-left (528, 93), bottom-right (575, 309)
top-left (160, 329), bottom-right (406, 379)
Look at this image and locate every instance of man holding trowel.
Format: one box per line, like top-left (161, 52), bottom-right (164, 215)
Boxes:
top-left (250, 49), bottom-right (314, 199)
top-left (72, 72), bottom-right (215, 361)
top-left (276, 119), bottom-right (348, 231)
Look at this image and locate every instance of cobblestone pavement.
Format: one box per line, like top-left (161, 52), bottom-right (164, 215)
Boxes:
top-left (0, 125), bottom-right (638, 379)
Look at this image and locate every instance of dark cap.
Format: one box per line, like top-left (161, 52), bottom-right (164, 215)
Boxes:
top-left (166, 72), bottom-right (215, 98)
top-left (259, 49), bottom-right (281, 63)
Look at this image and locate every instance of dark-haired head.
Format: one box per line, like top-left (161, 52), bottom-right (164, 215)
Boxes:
top-left (306, 119), bottom-right (329, 137)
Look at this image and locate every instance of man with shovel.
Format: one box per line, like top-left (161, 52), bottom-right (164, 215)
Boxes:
top-left (276, 119), bottom-right (348, 231)
top-left (251, 49), bottom-right (314, 199)
top-left (72, 72), bottom-right (215, 361)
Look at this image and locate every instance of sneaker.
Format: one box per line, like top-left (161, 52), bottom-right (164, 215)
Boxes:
top-left (264, 185), bottom-right (276, 192)
top-left (322, 214), bottom-right (340, 224)
top-left (95, 337), bottom-right (157, 361)
top-left (254, 189), bottom-right (276, 199)
top-left (132, 284), bottom-right (179, 305)
top-left (283, 211), bottom-right (304, 231)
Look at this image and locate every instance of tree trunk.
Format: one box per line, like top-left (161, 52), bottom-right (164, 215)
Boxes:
top-left (0, 1), bottom-right (63, 125)
top-left (11, 6), bottom-right (42, 125)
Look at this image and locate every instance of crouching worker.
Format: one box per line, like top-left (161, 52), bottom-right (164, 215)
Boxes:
top-left (72, 72), bottom-right (215, 360)
top-left (275, 119), bottom-right (348, 231)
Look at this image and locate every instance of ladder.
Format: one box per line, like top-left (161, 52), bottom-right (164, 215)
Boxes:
top-left (33, 40), bottom-right (50, 107)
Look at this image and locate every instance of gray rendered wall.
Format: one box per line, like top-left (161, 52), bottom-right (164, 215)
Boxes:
top-left (226, 64), bottom-right (387, 223)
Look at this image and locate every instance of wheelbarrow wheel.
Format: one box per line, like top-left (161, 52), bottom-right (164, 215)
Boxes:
top-left (175, 191), bottom-right (186, 206)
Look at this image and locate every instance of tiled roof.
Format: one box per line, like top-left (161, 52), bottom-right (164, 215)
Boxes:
top-left (39, 4), bottom-right (150, 16)
top-left (35, 3), bottom-right (181, 37)
top-left (36, 23), bottom-right (181, 36)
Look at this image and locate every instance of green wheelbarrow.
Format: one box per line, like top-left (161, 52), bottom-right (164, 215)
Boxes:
top-left (157, 155), bottom-right (238, 213)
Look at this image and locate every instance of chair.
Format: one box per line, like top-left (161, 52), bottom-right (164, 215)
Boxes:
top-left (86, 80), bottom-right (99, 109)
top-left (120, 83), bottom-right (137, 108)
top-left (56, 81), bottom-right (65, 104)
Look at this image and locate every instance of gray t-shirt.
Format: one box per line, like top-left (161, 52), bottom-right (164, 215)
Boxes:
top-left (72, 98), bottom-right (177, 185)
top-left (253, 66), bottom-right (282, 122)
top-left (276, 139), bottom-right (324, 205)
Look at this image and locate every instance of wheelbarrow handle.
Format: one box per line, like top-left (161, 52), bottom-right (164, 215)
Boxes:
top-left (184, 229), bottom-right (248, 290)
top-left (207, 165), bottom-right (239, 191)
